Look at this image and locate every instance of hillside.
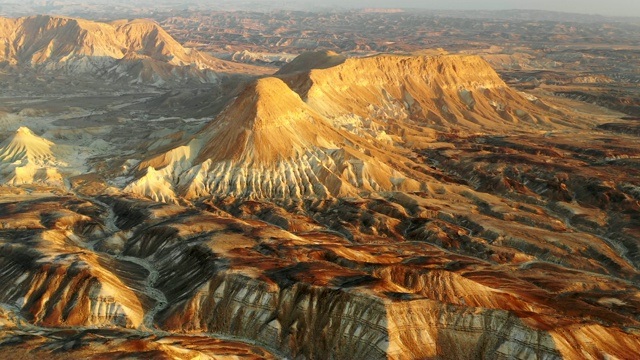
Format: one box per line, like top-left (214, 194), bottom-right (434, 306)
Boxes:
top-left (281, 54), bottom-right (585, 144)
top-left (0, 127), bottom-right (63, 185)
top-left (127, 53), bottom-right (594, 203)
top-left (126, 77), bottom-right (425, 202)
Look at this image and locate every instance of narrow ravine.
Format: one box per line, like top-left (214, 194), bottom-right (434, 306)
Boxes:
top-left (115, 254), bottom-right (167, 330)
top-left (86, 198), bottom-right (168, 331)
top-left (85, 197), bottom-right (120, 251)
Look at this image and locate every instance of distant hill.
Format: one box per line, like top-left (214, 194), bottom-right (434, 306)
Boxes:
top-left (0, 15), bottom-right (269, 85)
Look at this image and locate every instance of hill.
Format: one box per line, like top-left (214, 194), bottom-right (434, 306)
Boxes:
top-left (0, 127), bottom-right (63, 185)
top-left (0, 15), bottom-right (269, 85)
top-left (126, 77), bottom-right (425, 202)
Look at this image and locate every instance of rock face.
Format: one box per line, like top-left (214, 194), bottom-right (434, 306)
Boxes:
top-left (0, 328), bottom-right (277, 360)
top-left (0, 15), bottom-right (266, 84)
top-left (0, 197), bottom-right (148, 328)
top-left (284, 54), bottom-right (567, 135)
top-left (275, 53), bottom-right (607, 160)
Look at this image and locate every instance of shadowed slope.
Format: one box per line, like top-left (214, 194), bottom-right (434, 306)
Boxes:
top-left (276, 50), bottom-right (347, 75)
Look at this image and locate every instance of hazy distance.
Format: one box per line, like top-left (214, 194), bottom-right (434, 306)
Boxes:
top-left (318, 0), bottom-right (640, 17)
top-left (4, 0), bottom-right (640, 18)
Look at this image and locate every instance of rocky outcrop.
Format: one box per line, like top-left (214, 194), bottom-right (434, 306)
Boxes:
top-left (159, 270), bottom-right (571, 360)
top-left (1, 194), bottom-right (639, 359)
top-left (0, 232), bottom-right (148, 328)
top-left (0, 328), bottom-right (278, 359)
top-left (282, 54), bottom-right (568, 135)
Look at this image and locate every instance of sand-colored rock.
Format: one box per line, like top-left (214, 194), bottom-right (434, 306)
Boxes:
top-left (0, 15), bottom-right (270, 84)
top-left (128, 76), bottom-right (425, 202)
top-left (279, 53), bottom-right (587, 145)
top-left (1, 193), bottom-right (639, 359)
top-left (0, 127), bottom-right (64, 185)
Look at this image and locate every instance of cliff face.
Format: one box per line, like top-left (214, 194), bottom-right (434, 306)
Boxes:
top-left (281, 55), bottom-right (582, 147)
top-left (0, 198), bottom-right (149, 328)
top-left (160, 271), bottom-right (570, 360)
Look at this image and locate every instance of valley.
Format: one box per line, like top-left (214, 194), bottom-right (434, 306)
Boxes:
top-left (0, 6), bottom-right (638, 360)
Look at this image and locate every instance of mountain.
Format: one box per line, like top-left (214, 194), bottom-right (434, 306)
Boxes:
top-left (0, 15), bottom-right (269, 84)
top-left (0, 10), bottom-right (639, 360)
top-left (0, 127), bottom-right (63, 185)
top-left (127, 53), bottom-right (586, 203)
top-left (282, 53), bottom-right (577, 143)
top-left (126, 77), bottom-right (424, 202)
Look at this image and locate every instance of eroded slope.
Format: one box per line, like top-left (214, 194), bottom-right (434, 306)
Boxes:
top-left (1, 193), bottom-right (639, 359)
top-left (127, 76), bottom-right (425, 202)
top-left (0, 127), bottom-right (64, 185)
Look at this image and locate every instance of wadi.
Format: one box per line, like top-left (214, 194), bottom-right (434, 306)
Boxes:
top-left (0, 9), bottom-right (639, 360)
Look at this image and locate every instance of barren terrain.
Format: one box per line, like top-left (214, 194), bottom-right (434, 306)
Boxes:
top-left (0, 7), bottom-right (638, 360)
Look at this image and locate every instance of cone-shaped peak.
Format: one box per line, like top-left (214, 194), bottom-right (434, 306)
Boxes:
top-left (0, 127), bottom-right (55, 164)
top-left (194, 77), bottom-right (342, 164)
top-left (235, 77), bottom-right (316, 130)
top-left (15, 126), bottom-right (36, 136)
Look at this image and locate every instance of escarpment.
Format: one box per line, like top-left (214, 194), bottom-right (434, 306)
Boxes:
top-left (282, 54), bottom-right (570, 136)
